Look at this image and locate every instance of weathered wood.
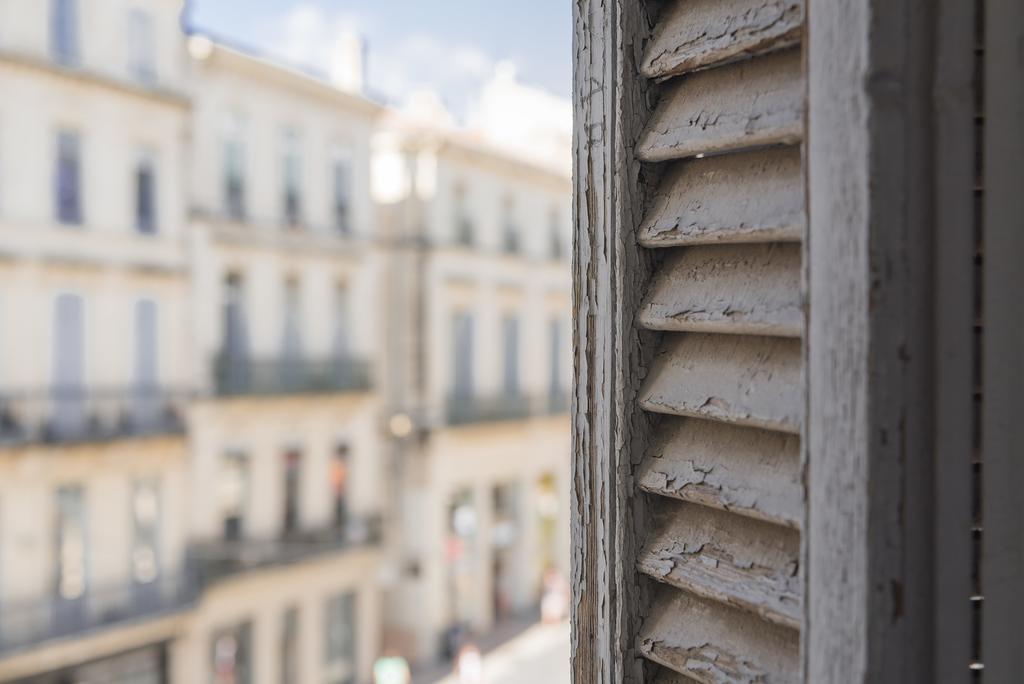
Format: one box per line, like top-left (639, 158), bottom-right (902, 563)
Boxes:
top-left (639, 418), bottom-right (801, 529)
top-left (638, 501), bottom-right (801, 629)
top-left (642, 0), bottom-right (804, 80)
top-left (981, 0), bottom-right (1024, 678)
top-left (571, 1), bottom-right (656, 683)
top-left (652, 670), bottom-right (701, 684)
top-left (639, 243), bottom-right (802, 337)
top-left (638, 146), bottom-right (804, 248)
top-left (638, 48), bottom-right (803, 163)
top-left (639, 586), bottom-right (799, 682)
top-left (807, 0), bottom-right (938, 678)
top-left (640, 334), bottom-right (801, 434)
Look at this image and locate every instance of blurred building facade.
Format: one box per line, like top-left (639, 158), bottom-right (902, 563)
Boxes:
top-left (0, 2), bottom-right (570, 682)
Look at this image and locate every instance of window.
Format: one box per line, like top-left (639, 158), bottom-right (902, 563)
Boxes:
top-left (453, 183), bottom-right (474, 246)
top-left (52, 293), bottom-right (85, 438)
top-left (211, 621), bottom-right (252, 684)
top-left (324, 592), bottom-right (357, 684)
top-left (502, 315), bottom-right (520, 395)
top-left (280, 607), bottom-right (299, 684)
top-left (332, 153), bottom-right (352, 233)
top-left (51, 0), bottom-right (79, 66)
top-left (282, 448), bottom-right (301, 535)
top-left (548, 206), bottom-right (563, 260)
top-left (133, 299), bottom-right (160, 429)
top-left (501, 195), bottom-right (520, 254)
top-left (451, 311), bottom-right (474, 398)
top-left (55, 131), bottom-right (82, 225)
top-left (135, 153), bottom-right (157, 234)
top-left (220, 452), bottom-right (248, 541)
top-left (220, 273), bottom-right (249, 392)
top-left (223, 116), bottom-right (246, 220)
top-left (332, 283), bottom-right (350, 361)
top-left (549, 318), bottom-right (563, 398)
top-left (126, 9), bottom-right (155, 83)
top-left (55, 485), bottom-right (87, 603)
top-left (281, 277), bottom-right (302, 390)
top-left (331, 444), bottom-right (350, 528)
top-left (282, 129), bottom-right (302, 227)
top-left (130, 480), bottom-right (160, 588)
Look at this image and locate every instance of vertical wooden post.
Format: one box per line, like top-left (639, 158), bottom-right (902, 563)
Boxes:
top-left (571, 1), bottom-right (655, 681)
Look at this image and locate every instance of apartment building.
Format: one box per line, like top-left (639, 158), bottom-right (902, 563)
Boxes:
top-left (374, 100), bottom-right (572, 662)
top-left (0, 1), bottom-right (193, 681)
top-left (174, 39), bottom-right (385, 684)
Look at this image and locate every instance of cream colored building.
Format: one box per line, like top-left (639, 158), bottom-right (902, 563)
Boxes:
top-left (0, 0), bottom-right (193, 681)
top-left (374, 99), bottom-right (572, 662)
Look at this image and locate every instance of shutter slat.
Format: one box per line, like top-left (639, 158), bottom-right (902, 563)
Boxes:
top-left (638, 49), bottom-right (803, 163)
top-left (640, 243), bottom-right (802, 337)
top-left (640, 586), bottom-right (799, 682)
top-left (638, 147), bottom-right (803, 248)
top-left (638, 501), bottom-right (801, 630)
top-left (638, 418), bottom-right (801, 529)
top-left (639, 334), bottom-right (802, 433)
top-left (641, 0), bottom-right (804, 80)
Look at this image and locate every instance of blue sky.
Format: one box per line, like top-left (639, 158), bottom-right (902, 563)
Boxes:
top-left (186, 1), bottom-right (572, 117)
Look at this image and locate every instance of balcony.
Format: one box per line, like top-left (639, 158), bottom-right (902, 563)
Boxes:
top-left (212, 355), bottom-right (371, 398)
top-left (444, 392), bottom-right (570, 426)
top-left (0, 387), bottom-right (188, 447)
top-left (0, 572), bottom-right (197, 655)
top-left (188, 516), bottom-right (382, 585)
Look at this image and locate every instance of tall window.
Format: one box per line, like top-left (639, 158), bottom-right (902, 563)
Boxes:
top-left (280, 607), bottom-right (299, 684)
top-left (133, 299), bottom-right (159, 429)
top-left (501, 195), bottom-right (520, 254)
top-left (282, 129), bottom-right (302, 227)
top-left (52, 293), bottom-right (85, 438)
top-left (332, 283), bottom-right (350, 361)
top-left (332, 153), bottom-right (352, 233)
top-left (282, 448), bottom-right (301, 535)
top-left (126, 9), bottom-right (155, 83)
top-left (331, 444), bottom-right (350, 528)
top-left (55, 131), bottom-right (82, 225)
top-left (454, 183), bottom-right (474, 246)
top-left (223, 115), bottom-right (246, 220)
top-left (211, 622), bottom-right (252, 684)
top-left (51, 0), bottom-right (79, 66)
top-left (549, 318), bottom-right (563, 398)
top-left (221, 273), bottom-right (249, 392)
top-left (55, 485), bottom-right (87, 605)
top-left (548, 206), bottom-right (564, 260)
top-left (502, 315), bottom-right (520, 395)
top-left (130, 479), bottom-right (160, 592)
top-left (451, 311), bottom-right (474, 398)
top-left (220, 451), bottom-right (248, 541)
top-left (135, 153), bottom-right (157, 234)
top-left (281, 277), bottom-right (302, 390)
top-left (324, 592), bottom-right (357, 684)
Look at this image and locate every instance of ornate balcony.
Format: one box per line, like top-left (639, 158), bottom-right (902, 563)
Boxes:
top-left (0, 387), bottom-right (188, 447)
top-left (212, 355), bottom-right (371, 397)
top-left (0, 571), bottom-right (197, 655)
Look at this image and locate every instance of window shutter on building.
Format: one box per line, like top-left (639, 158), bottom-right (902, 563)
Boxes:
top-left (573, 0), bottom-right (1021, 682)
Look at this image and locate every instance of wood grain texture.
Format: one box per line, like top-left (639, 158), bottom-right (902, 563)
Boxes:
top-left (638, 418), bottom-right (801, 529)
top-left (638, 48), bottom-right (803, 163)
top-left (638, 146), bottom-right (804, 247)
top-left (639, 243), bottom-right (802, 337)
top-left (641, 0), bottom-right (804, 80)
top-left (639, 585), bottom-right (799, 682)
top-left (640, 334), bottom-right (802, 433)
top-left (638, 501), bottom-right (801, 629)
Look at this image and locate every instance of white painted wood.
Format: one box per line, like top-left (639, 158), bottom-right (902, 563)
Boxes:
top-left (639, 585), bottom-right (799, 682)
top-left (638, 501), bottom-right (801, 628)
top-left (641, 0), bottom-right (804, 80)
top-left (639, 243), bottom-right (802, 337)
top-left (638, 48), bottom-right (803, 163)
top-left (640, 334), bottom-right (802, 434)
top-left (638, 147), bottom-right (804, 248)
top-left (638, 418), bottom-right (801, 529)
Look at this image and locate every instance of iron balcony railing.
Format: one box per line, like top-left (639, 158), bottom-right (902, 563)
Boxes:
top-left (188, 515), bottom-right (383, 585)
top-left (0, 571), bottom-right (198, 655)
top-left (212, 355), bottom-right (371, 397)
top-left (0, 387), bottom-right (188, 447)
top-left (445, 391), bottom-right (570, 426)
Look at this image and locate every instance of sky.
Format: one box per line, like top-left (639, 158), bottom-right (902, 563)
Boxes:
top-left (185, 0), bottom-right (572, 119)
